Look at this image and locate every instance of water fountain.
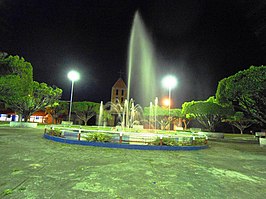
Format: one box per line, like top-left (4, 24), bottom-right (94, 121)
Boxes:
top-left (127, 11), bottom-right (157, 107)
top-left (149, 102), bottom-right (153, 129)
top-left (99, 99), bottom-right (144, 130)
top-left (44, 11), bottom-right (208, 150)
top-left (130, 100), bottom-right (135, 126)
top-left (98, 101), bottom-right (104, 126)
top-left (154, 97), bottom-right (158, 131)
top-left (98, 11), bottom-right (159, 130)
top-left (122, 99), bottom-right (128, 130)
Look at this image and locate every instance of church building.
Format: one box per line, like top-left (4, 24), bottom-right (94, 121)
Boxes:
top-left (111, 78), bottom-right (127, 104)
top-left (107, 78), bottom-right (127, 126)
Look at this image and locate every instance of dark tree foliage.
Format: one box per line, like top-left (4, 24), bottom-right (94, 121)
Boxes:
top-left (216, 66), bottom-right (266, 127)
top-left (46, 101), bottom-right (69, 124)
top-left (182, 97), bottom-right (230, 131)
top-left (223, 111), bottom-right (254, 134)
top-left (0, 55), bottom-right (62, 121)
top-left (72, 101), bottom-right (100, 125)
top-left (143, 105), bottom-right (182, 130)
top-left (21, 82), bottom-right (62, 121)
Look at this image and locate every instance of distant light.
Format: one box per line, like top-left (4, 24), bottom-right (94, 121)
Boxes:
top-left (162, 75), bottom-right (177, 89)
top-left (68, 70), bottom-right (80, 82)
top-left (67, 70), bottom-right (79, 122)
top-left (163, 98), bottom-right (170, 107)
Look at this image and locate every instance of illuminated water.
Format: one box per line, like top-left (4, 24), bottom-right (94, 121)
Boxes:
top-left (100, 99), bottom-right (143, 128)
top-left (127, 11), bottom-right (156, 106)
top-left (98, 101), bottom-right (104, 126)
top-left (154, 97), bottom-right (158, 131)
top-left (149, 102), bottom-right (153, 129)
top-left (99, 11), bottom-right (156, 128)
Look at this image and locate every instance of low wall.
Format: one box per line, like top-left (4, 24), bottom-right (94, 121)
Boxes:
top-left (10, 122), bottom-right (38, 128)
top-left (199, 132), bottom-right (224, 139)
top-left (259, 138), bottom-right (266, 146)
top-left (61, 121), bottom-right (73, 126)
top-left (43, 133), bottom-right (208, 151)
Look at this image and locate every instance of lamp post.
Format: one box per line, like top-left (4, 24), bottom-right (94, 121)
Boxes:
top-left (68, 70), bottom-right (80, 122)
top-left (162, 75), bottom-right (177, 118)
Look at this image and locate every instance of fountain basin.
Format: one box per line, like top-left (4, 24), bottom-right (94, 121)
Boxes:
top-left (44, 127), bottom-right (208, 151)
top-left (43, 133), bottom-right (208, 150)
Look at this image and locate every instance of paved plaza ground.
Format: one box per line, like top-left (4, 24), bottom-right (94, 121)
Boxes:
top-left (0, 127), bottom-right (266, 198)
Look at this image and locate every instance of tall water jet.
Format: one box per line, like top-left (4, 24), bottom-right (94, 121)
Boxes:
top-left (149, 102), bottom-right (153, 129)
top-left (154, 97), bottom-right (158, 131)
top-left (122, 99), bottom-right (128, 130)
top-left (98, 101), bottom-right (104, 126)
top-left (127, 11), bottom-right (156, 107)
top-left (130, 100), bottom-right (135, 127)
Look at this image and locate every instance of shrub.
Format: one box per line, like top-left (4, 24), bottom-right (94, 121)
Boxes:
top-left (85, 133), bottom-right (112, 142)
top-left (193, 137), bottom-right (207, 145)
top-left (152, 137), bottom-right (179, 146)
top-left (47, 128), bottom-right (62, 137)
top-left (152, 136), bottom-right (206, 146)
top-left (178, 137), bottom-right (192, 146)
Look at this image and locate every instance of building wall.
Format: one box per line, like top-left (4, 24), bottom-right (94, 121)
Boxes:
top-left (111, 87), bottom-right (127, 104)
top-left (109, 78), bottom-right (127, 126)
top-left (111, 78), bottom-right (127, 104)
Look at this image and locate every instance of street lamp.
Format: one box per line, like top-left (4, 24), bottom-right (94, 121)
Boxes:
top-left (162, 75), bottom-right (177, 117)
top-left (68, 70), bottom-right (80, 122)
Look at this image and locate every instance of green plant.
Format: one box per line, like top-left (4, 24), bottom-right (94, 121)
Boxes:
top-left (48, 128), bottom-right (62, 137)
top-left (3, 189), bottom-right (13, 196)
top-left (178, 137), bottom-right (192, 146)
top-left (85, 133), bottom-right (112, 142)
top-left (192, 137), bottom-right (207, 145)
top-left (152, 137), bottom-right (179, 146)
top-left (152, 136), bottom-right (208, 146)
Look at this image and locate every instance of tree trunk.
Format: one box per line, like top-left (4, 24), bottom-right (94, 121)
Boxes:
top-left (182, 119), bottom-right (187, 130)
top-left (18, 114), bottom-right (22, 122)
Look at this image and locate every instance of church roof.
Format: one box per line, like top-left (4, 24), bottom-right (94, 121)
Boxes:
top-left (112, 78), bottom-right (127, 89)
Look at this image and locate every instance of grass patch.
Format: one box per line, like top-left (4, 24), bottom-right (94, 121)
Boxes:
top-left (3, 189), bottom-right (13, 196)
top-left (224, 134), bottom-right (254, 138)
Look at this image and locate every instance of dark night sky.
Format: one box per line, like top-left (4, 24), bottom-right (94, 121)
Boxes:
top-left (1, 0), bottom-right (265, 107)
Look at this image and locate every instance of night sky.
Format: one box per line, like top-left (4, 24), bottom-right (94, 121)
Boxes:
top-left (1, 0), bottom-right (265, 107)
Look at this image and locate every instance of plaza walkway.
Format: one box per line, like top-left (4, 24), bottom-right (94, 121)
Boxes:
top-left (0, 127), bottom-right (266, 198)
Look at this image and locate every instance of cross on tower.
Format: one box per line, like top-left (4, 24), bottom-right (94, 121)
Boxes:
top-left (118, 70), bottom-right (124, 78)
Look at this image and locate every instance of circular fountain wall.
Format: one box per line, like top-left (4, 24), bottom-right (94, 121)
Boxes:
top-left (44, 126), bottom-right (208, 151)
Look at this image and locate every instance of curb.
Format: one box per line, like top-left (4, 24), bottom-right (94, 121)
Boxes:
top-left (43, 133), bottom-right (209, 151)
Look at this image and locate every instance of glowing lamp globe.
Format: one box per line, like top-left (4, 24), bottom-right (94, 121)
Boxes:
top-left (162, 75), bottom-right (177, 90)
top-left (68, 70), bottom-right (80, 82)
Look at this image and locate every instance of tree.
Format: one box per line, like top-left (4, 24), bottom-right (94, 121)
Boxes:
top-left (3, 81), bottom-right (62, 122)
top-left (181, 113), bottom-right (195, 130)
top-left (216, 66), bottom-right (266, 127)
top-left (182, 97), bottom-right (229, 131)
top-left (72, 101), bottom-right (100, 125)
top-left (0, 55), bottom-right (33, 121)
top-left (0, 55), bottom-right (62, 121)
top-left (143, 105), bottom-right (182, 130)
top-left (46, 101), bottom-right (69, 124)
top-left (223, 112), bottom-right (254, 134)
top-left (0, 55), bottom-right (33, 92)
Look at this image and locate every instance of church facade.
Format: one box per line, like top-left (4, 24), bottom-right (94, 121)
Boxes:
top-left (107, 78), bottom-right (127, 126)
top-left (111, 78), bottom-right (127, 104)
